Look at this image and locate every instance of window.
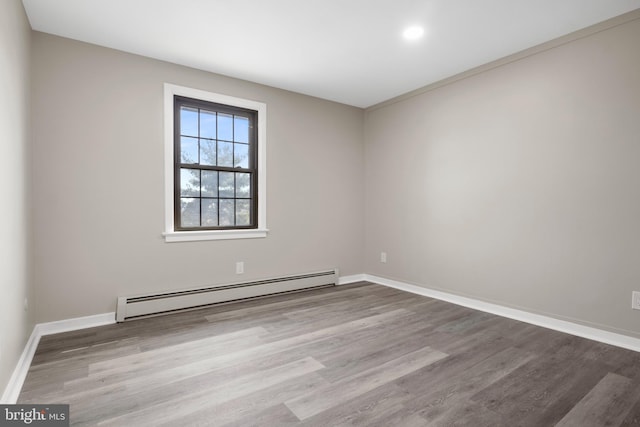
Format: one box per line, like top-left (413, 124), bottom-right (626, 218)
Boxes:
top-left (164, 84), bottom-right (267, 242)
top-left (175, 96), bottom-right (257, 229)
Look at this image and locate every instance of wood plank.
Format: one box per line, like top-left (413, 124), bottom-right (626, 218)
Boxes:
top-left (299, 384), bottom-right (410, 427)
top-left (220, 404), bottom-right (301, 427)
top-left (58, 340), bottom-right (316, 420)
top-left (96, 357), bottom-right (325, 426)
top-left (316, 324), bottom-right (437, 382)
top-left (285, 346), bottom-right (448, 420)
top-left (407, 346), bottom-right (536, 423)
top-left (556, 372), bottom-right (639, 426)
top-left (161, 372), bottom-right (329, 427)
top-left (619, 392), bottom-right (640, 425)
top-left (469, 347), bottom-right (611, 425)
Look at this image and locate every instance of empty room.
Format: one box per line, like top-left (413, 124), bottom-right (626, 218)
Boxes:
top-left (2, 0), bottom-right (640, 425)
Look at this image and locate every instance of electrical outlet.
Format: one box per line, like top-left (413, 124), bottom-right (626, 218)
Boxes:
top-left (632, 291), bottom-right (640, 310)
top-left (380, 252), bottom-right (387, 263)
top-left (24, 297), bottom-right (28, 312)
top-left (236, 261), bottom-right (244, 274)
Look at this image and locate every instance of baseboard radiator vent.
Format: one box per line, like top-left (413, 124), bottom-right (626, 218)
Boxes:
top-left (116, 269), bottom-right (338, 322)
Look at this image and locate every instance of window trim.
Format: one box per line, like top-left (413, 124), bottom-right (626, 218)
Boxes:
top-left (163, 83), bottom-right (267, 242)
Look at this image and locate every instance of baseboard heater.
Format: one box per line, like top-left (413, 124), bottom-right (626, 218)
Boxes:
top-left (115, 269), bottom-right (338, 322)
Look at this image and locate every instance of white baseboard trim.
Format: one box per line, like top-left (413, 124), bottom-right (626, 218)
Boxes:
top-left (1, 312), bottom-right (116, 404)
top-left (338, 274), bottom-right (367, 285)
top-left (1, 328), bottom-right (40, 404)
top-left (365, 274), bottom-right (640, 353)
top-left (36, 312), bottom-right (116, 336)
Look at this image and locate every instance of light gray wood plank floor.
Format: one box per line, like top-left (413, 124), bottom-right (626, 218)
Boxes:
top-left (18, 282), bottom-right (640, 426)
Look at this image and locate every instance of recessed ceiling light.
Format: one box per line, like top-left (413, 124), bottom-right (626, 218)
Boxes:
top-left (403, 26), bottom-right (424, 41)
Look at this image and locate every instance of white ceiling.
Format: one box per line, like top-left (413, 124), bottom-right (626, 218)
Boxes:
top-left (21, 0), bottom-right (640, 108)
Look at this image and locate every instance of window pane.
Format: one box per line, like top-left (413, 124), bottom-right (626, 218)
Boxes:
top-left (200, 110), bottom-right (216, 139)
top-left (219, 172), bottom-right (234, 198)
top-left (175, 97), bottom-right (259, 232)
top-left (180, 198), bottom-right (200, 227)
top-left (202, 198), bottom-right (218, 226)
top-left (180, 169), bottom-right (200, 197)
top-left (217, 113), bottom-right (233, 141)
top-left (217, 141), bottom-right (233, 167)
top-left (201, 171), bottom-right (218, 197)
top-left (236, 173), bottom-right (250, 198)
top-left (236, 200), bottom-right (250, 226)
top-left (180, 137), bottom-right (198, 164)
top-left (219, 199), bottom-right (234, 226)
top-left (180, 107), bottom-right (198, 137)
top-left (200, 139), bottom-right (216, 166)
top-left (234, 116), bottom-right (249, 143)
top-left (234, 143), bottom-right (249, 168)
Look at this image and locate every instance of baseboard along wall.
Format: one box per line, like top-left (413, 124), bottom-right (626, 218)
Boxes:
top-left (364, 274), bottom-right (640, 353)
top-left (1, 313), bottom-right (115, 404)
top-left (4, 273), bottom-right (640, 403)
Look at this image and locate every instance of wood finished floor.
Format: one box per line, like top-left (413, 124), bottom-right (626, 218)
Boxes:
top-left (18, 282), bottom-right (640, 426)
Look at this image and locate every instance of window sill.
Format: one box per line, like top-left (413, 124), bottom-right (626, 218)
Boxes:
top-left (163, 228), bottom-right (269, 243)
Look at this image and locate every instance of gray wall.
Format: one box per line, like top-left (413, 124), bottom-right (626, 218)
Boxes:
top-left (31, 33), bottom-right (364, 323)
top-left (10, 8), bottom-right (640, 396)
top-left (0, 0), bottom-right (33, 396)
top-left (364, 15), bottom-right (640, 337)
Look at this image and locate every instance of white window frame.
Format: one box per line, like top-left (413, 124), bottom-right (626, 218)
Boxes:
top-left (163, 83), bottom-right (267, 242)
